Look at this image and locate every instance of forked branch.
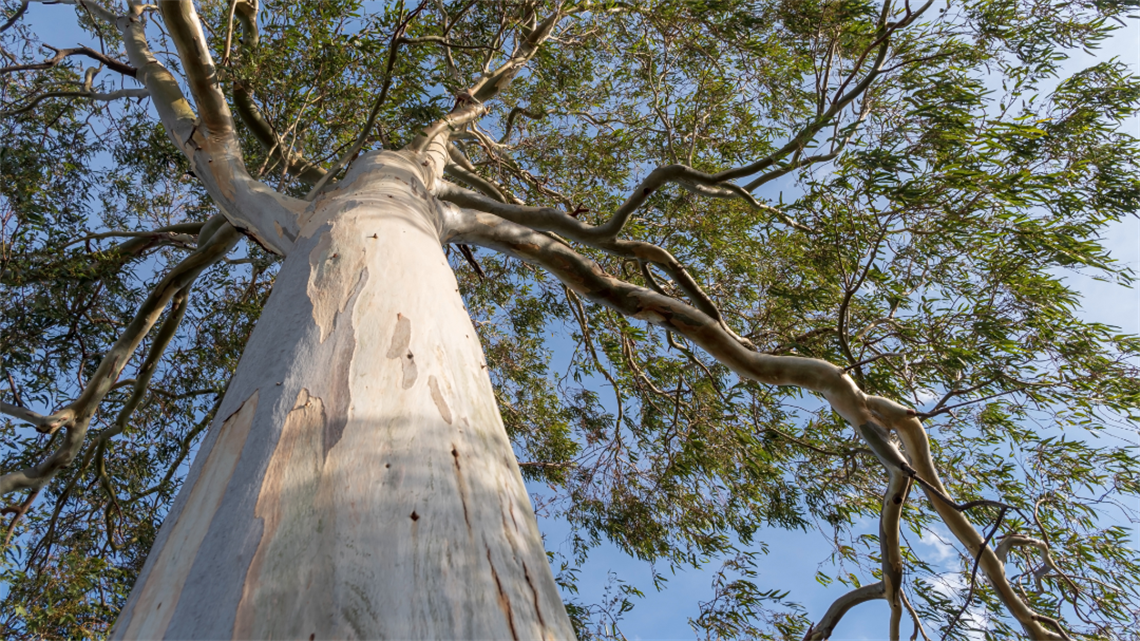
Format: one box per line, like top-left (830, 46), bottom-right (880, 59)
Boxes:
top-left (230, 0), bottom-right (328, 187)
top-left (0, 220), bottom-right (239, 497)
top-left (49, 0), bottom-right (309, 254)
top-left (0, 44), bottom-right (136, 77)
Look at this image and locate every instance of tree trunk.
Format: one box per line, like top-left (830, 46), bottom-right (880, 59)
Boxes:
top-left (111, 152), bottom-right (574, 640)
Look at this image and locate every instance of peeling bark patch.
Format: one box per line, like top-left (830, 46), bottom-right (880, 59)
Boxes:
top-left (429, 375), bottom-right (452, 424)
top-left (386, 313), bottom-right (418, 388)
top-left (487, 546), bottom-right (520, 641)
top-left (234, 389), bottom-right (326, 639)
top-left (121, 391), bottom-right (259, 640)
top-left (323, 273), bottom-right (363, 460)
top-left (400, 352), bottom-right (418, 388)
top-left (386, 313), bottom-right (411, 357)
top-left (307, 224), bottom-right (368, 343)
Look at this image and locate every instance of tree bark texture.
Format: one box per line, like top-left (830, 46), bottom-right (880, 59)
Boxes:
top-left (110, 152), bottom-right (574, 640)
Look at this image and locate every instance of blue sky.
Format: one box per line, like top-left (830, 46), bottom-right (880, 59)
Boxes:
top-left (10, 3), bottom-right (1140, 639)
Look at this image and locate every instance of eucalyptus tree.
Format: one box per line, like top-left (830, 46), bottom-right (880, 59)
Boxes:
top-left (2, 0), bottom-right (1138, 638)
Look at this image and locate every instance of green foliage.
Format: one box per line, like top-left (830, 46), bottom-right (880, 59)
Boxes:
top-left (1, 0), bottom-right (1139, 638)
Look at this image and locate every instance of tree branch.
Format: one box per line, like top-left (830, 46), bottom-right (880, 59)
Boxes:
top-left (941, 507), bottom-right (1009, 641)
top-left (441, 203), bottom-right (1063, 640)
top-left (103, 283), bottom-right (192, 444)
top-left (444, 143), bottom-right (516, 203)
top-left (0, 0), bottom-right (28, 33)
top-left (0, 87), bottom-right (148, 117)
top-left (25, 0), bottom-right (304, 254)
top-left (0, 44), bottom-right (136, 76)
top-left (0, 221), bottom-right (239, 497)
top-left (806, 582), bottom-right (886, 641)
top-left (230, 0), bottom-right (327, 187)
top-left (0, 401), bottom-right (64, 432)
top-left (158, 0), bottom-right (234, 137)
top-left (867, 397), bottom-right (1063, 640)
top-left (64, 227), bottom-right (199, 250)
top-left (95, 0), bottom-right (302, 254)
top-left (880, 471), bottom-right (911, 640)
top-left (437, 181), bottom-right (757, 348)
top-left (405, 2), bottom-right (566, 183)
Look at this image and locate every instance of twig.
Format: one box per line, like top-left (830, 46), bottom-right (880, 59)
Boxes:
top-left (844, 352), bottom-right (900, 372)
top-left (0, 0), bottom-right (29, 33)
top-left (1, 487), bottom-right (39, 547)
top-left (941, 507), bottom-right (1008, 641)
top-left (917, 388), bottom-right (1025, 419)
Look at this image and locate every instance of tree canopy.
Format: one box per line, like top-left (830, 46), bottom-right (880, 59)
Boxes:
top-left (1, 0), bottom-right (1139, 638)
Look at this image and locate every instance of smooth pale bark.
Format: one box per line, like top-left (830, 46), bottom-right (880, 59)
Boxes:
top-left (111, 151), bottom-right (573, 640)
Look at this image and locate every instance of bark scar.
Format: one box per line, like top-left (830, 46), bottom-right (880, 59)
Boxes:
top-left (522, 561), bottom-right (547, 629)
top-left (386, 313), bottom-right (418, 388)
top-left (429, 375), bottom-right (452, 424)
top-left (307, 222), bottom-right (368, 343)
top-left (487, 545), bottom-right (519, 641)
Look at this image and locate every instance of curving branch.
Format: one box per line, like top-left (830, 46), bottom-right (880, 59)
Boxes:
top-left (225, 11), bottom-right (326, 185)
top-left (941, 507), bottom-right (1009, 641)
top-left (437, 181), bottom-right (756, 348)
top-left (462, 0), bottom-right (931, 239)
top-left (21, 1), bottom-right (298, 250)
top-left (50, 0), bottom-right (307, 255)
top-left (64, 224), bottom-right (202, 250)
top-left (0, 222), bottom-right (210, 290)
top-left (0, 87), bottom-right (148, 117)
top-left (499, 106), bottom-right (545, 143)
top-left (0, 220), bottom-right (239, 497)
top-left (1, 486), bottom-right (38, 547)
top-left (0, 44), bottom-right (136, 77)
top-left (88, 282), bottom-right (194, 542)
top-left (440, 203), bottom-right (1064, 640)
top-left (230, 0), bottom-right (327, 187)
top-left (0, 401), bottom-right (63, 432)
top-left (104, 284), bottom-right (192, 444)
top-left (901, 592), bottom-right (930, 641)
top-left (996, 534), bottom-right (1077, 596)
top-left (600, 164), bottom-right (805, 237)
top-left (467, 6), bottom-right (563, 105)
top-left (0, 0), bottom-right (28, 33)
top-left (805, 467), bottom-right (910, 641)
top-left (806, 582), bottom-right (886, 641)
top-left (440, 204), bottom-right (898, 432)
top-left (406, 2), bottom-right (567, 180)
top-left (868, 398), bottom-right (1062, 640)
top-left (232, 0), bottom-right (345, 184)
top-left (714, 0), bottom-right (938, 185)
top-left (444, 143), bottom-right (516, 203)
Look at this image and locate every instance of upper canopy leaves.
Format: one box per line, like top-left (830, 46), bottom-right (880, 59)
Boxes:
top-left (1, 0), bottom-right (1138, 638)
